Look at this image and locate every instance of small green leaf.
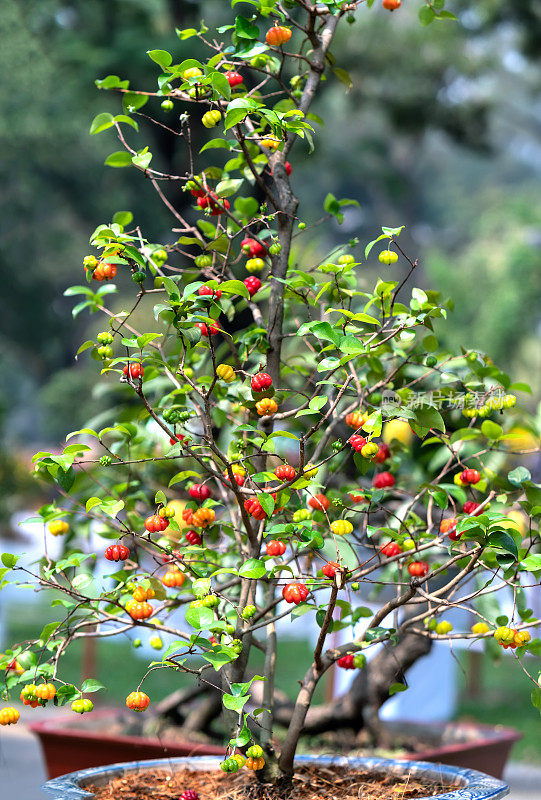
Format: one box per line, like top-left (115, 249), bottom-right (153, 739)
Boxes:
top-left (90, 113), bottom-right (115, 135)
top-left (81, 678), bottom-right (107, 694)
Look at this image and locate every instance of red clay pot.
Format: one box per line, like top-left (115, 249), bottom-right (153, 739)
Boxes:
top-left (31, 714), bottom-right (519, 781)
top-left (30, 711), bottom-right (225, 779)
top-left (388, 720), bottom-right (521, 779)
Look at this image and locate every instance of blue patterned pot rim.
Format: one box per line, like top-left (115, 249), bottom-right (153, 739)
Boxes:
top-left (40, 754), bottom-right (509, 800)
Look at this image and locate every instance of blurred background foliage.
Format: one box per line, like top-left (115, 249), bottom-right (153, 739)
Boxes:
top-left (0, 0), bottom-right (540, 505)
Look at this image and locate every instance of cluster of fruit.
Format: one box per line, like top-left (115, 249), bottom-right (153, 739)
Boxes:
top-left (494, 627), bottom-right (532, 649)
top-left (20, 682), bottom-right (56, 707)
top-left (462, 393), bottom-right (516, 418)
top-left (83, 254), bottom-right (117, 282)
top-left (125, 583), bottom-right (155, 621)
top-left (220, 745), bottom-right (265, 772)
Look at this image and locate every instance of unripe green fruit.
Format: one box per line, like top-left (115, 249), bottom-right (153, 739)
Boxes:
top-left (154, 277), bottom-right (164, 288)
top-left (195, 254), bottom-right (212, 268)
top-left (133, 638), bottom-right (142, 648)
top-left (361, 442), bottom-right (379, 458)
top-left (149, 635), bottom-right (163, 650)
top-left (99, 455), bottom-right (113, 467)
top-left (225, 624), bottom-right (235, 635)
top-left (161, 99), bottom-right (174, 112)
top-left (426, 356), bottom-right (437, 368)
top-left (351, 582), bottom-right (359, 591)
top-left (178, 410), bottom-right (193, 422)
top-left (132, 271), bottom-right (146, 283)
top-left (353, 653), bottom-right (366, 668)
top-left (241, 605), bottom-right (256, 620)
top-left (153, 248), bottom-right (168, 264)
top-left (163, 409), bottom-right (181, 424)
top-left (331, 498), bottom-right (342, 508)
top-left (268, 242), bottom-right (282, 256)
top-left (250, 55), bottom-right (267, 68)
top-left (97, 345), bottom-right (114, 359)
top-left (402, 538), bottom-right (416, 551)
top-left (298, 222), bottom-right (306, 230)
top-left (293, 509), bottom-right (311, 522)
top-left (97, 331), bottom-right (114, 344)
top-left (338, 254), bottom-right (355, 265)
top-left (378, 250), bottom-right (398, 265)
top-left (202, 594), bottom-right (219, 608)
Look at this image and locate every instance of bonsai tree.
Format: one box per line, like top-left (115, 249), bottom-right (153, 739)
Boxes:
top-left (1, 0), bottom-right (540, 786)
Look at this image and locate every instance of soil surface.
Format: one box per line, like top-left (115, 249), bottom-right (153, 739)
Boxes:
top-left (86, 765), bottom-right (458, 800)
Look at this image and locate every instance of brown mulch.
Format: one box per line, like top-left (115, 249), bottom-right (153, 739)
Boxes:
top-left (85, 765), bottom-right (457, 800)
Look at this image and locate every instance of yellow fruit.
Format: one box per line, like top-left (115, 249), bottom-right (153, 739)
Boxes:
top-left (435, 621), bottom-right (453, 635)
top-left (260, 137), bottom-right (280, 150)
top-left (471, 622), bottom-right (490, 635)
top-left (183, 67), bottom-right (203, 79)
top-left (246, 258), bottom-right (265, 273)
top-left (331, 520), bottom-right (353, 537)
top-left (48, 520), bottom-right (69, 536)
top-left (0, 707), bottom-right (20, 726)
top-left (216, 364), bottom-right (235, 383)
top-left (382, 420), bottom-right (413, 446)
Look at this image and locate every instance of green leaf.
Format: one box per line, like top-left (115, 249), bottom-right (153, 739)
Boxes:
top-left (147, 49), bottom-right (173, 69)
top-left (132, 150), bottom-right (152, 170)
top-left (522, 554), bottom-right (541, 572)
top-left (309, 396), bottom-right (327, 412)
top-left (105, 151), bottom-right (133, 168)
top-left (412, 405), bottom-right (445, 433)
top-left (220, 279), bottom-right (250, 300)
top-left (185, 606), bottom-right (216, 629)
top-left (176, 28), bottom-right (198, 40)
top-left (208, 71), bottom-right (231, 101)
top-left (487, 531), bottom-right (518, 561)
top-left (200, 139), bottom-right (233, 153)
top-left (235, 15), bottom-right (259, 40)
top-left (332, 67), bottom-right (353, 90)
top-left (90, 113), bottom-right (115, 135)
top-left (508, 467), bottom-right (531, 487)
top-left (238, 559), bottom-right (267, 579)
top-left (419, 6), bottom-right (436, 25)
top-left (225, 108), bottom-right (250, 130)
top-left (122, 92), bottom-right (149, 113)
top-left (481, 420), bottom-right (503, 440)
top-left (112, 211), bottom-right (133, 226)
top-left (1, 553), bottom-right (19, 569)
top-left (389, 682), bottom-right (407, 696)
top-left (81, 678), bottom-right (107, 694)
top-left (223, 693), bottom-right (249, 712)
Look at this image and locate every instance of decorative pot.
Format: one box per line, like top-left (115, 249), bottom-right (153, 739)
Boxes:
top-left (30, 711), bottom-right (225, 779)
top-left (30, 713), bottom-right (519, 780)
top-left (39, 755), bottom-right (509, 800)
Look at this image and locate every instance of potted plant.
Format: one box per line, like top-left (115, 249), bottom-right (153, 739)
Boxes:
top-left (1, 1), bottom-right (539, 797)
